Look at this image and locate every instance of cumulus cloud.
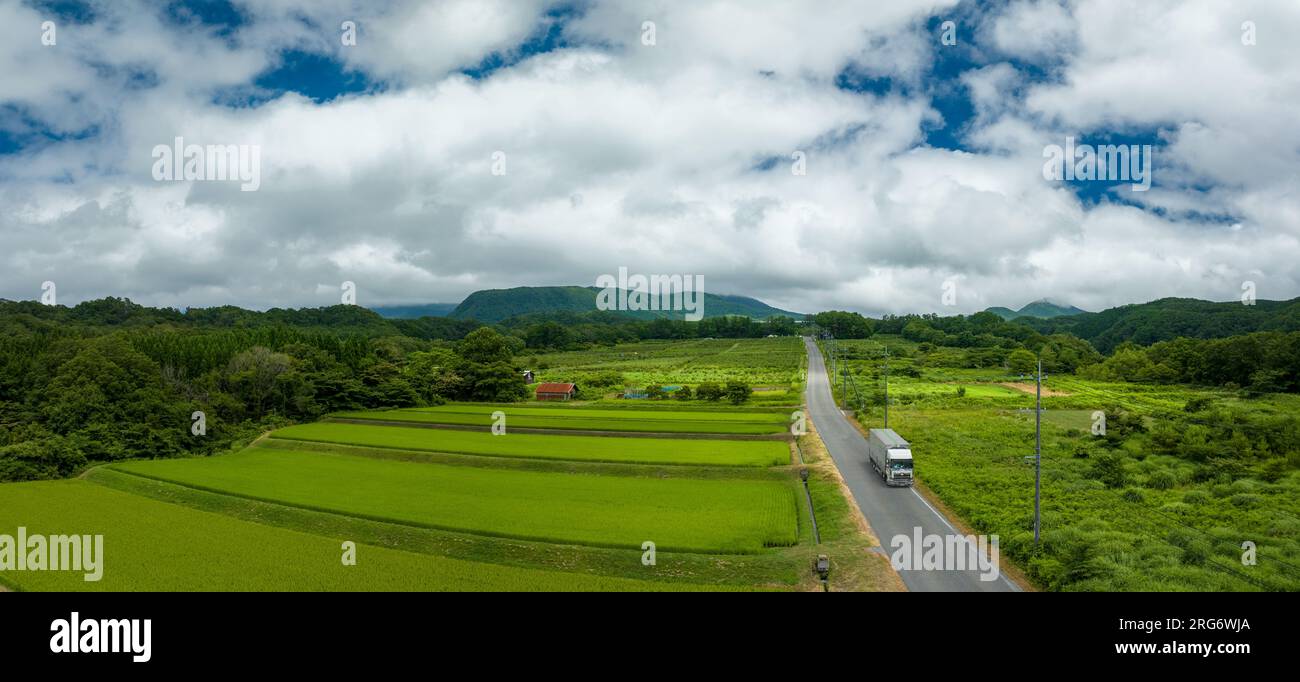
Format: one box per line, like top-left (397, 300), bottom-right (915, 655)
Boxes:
top-left (0, 0), bottom-right (1298, 317)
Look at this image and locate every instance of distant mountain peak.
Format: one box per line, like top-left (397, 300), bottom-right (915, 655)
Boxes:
top-left (445, 285), bottom-right (801, 323)
top-left (985, 300), bottom-right (1087, 320)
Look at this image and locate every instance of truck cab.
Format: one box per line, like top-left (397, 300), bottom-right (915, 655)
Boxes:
top-left (867, 428), bottom-right (914, 487)
top-left (885, 448), bottom-right (913, 486)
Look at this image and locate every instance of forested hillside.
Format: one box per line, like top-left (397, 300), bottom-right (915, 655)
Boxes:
top-left (448, 286), bottom-right (801, 322)
top-left (1019, 297), bottom-right (1300, 352)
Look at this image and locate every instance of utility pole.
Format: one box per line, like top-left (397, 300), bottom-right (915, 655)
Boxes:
top-left (1017, 354), bottom-right (1046, 547)
top-left (1034, 355), bottom-right (1042, 546)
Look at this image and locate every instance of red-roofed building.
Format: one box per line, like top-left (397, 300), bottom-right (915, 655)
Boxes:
top-left (535, 382), bottom-right (578, 401)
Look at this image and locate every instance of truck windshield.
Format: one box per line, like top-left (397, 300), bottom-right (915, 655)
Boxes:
top-left (890, 460), bottom-right (911, 470)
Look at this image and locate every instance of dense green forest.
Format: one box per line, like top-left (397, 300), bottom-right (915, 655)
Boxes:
top-left (0, 299), bottom-right (532, 481)
top-left (2, 295), bottom-right (1298, 482)
top-left (1019, 296), bottom-right (1300, 352)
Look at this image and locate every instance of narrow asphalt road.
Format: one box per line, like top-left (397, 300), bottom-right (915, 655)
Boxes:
top-left (803, 336), bottom-right (1018, 592)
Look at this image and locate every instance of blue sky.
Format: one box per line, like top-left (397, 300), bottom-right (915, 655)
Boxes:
top-left (10, 0), bottom-right (1173, 204)
top-left (0, 0), bottom-right (1295, 314)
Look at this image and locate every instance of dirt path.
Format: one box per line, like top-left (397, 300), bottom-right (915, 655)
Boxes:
top-left (1001, 382), bottom-right (1071, 397)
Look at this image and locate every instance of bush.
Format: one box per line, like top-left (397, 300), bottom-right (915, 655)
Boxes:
top-left (1007, 349), bottom-right (1037, 376)
top-left (584, 370), bottom-right (626, 388)
top-left (724, 381), bottom-right (752, 405)
top-left (1145, 469), bottom-right (1177, 490)
top-left (1230, 493), bottom-right (1262, 508)
top-left (1183, 396), bottom-right (1213, 413)
top-left (695, 382), bottom-right (724, 401)
top-left (1090, 451), bottom-right (1128, 488)
top-left (1259, 458), bottom-right (1290, 483)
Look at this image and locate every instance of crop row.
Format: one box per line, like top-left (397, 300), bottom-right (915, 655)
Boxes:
top-left (0, 480), bottom-right (730, 591)
top-left (272, 422), bottom-right (790, 467)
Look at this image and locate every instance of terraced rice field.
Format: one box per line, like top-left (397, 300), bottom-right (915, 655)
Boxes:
top-left (0, 480), bottom-right (729, 591)
top-left (335, 404), bottom-right (791, 435)
top-left (0, 336), bottom-right (883, 593)
top-left (271, 422), bottom-right (790, 467)
top-left (110, 447), bottom-right (799, 553)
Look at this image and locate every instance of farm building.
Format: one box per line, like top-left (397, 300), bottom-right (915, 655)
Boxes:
top-left (522, 369), bottom-right (536, 383)
top-left (535, 382), bottom-right (577, 401)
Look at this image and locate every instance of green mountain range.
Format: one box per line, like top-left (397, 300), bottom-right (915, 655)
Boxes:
top-left (442, 286), bottom-right (801, 323)
top-left (985, 299), bottom-right (1088, 321)
top-left (1017, 296), bottom-right (1300, 352)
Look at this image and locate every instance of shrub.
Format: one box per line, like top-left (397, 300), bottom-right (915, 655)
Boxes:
top-left (1145, 470), bottom-right (1177, 490)
top-left (724, 381), bottom-right (752, 405)
top-left (584, 371), bottom-right (626, 388)
top-left (695, 382), bottom-right (724, 401)
top-left (1259, 458), bottom-right (1289, 483)
top-left (1090, 451), bottom-right (1128, 488)
top-left (1183, 396), bottom-right (1213, 413)
top-left (1230, 493), bottom-right (1262, 509)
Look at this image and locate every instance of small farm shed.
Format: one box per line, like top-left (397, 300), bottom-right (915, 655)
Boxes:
top-left (522, 369), bottom-right (536, 383)
top-left (536, 382), bottom-right (577, 401)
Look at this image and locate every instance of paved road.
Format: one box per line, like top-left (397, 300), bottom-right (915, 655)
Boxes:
top-left (803, 337), bottom-right (1018, 592)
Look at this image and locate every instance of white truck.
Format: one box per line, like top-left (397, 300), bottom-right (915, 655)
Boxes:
top-left (867, 428), bottom-right (913, 487)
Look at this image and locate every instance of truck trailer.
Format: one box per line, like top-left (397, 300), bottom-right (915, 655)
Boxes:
top-left (867, 428), bottom-right (913, 486)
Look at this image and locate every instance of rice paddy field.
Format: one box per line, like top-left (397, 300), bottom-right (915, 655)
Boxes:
top-left (0, 335), bottom-right (897, 592)
top-left (0, 480), bottom-right (726, 592)
top-left (823, 336), bottom-right (1300, 592)
top-left (334, 404), bottom-right (791, 435)
top-left (271, 421), bottom-right (790, 467)
top-left (112, 447), bottom-right (797, 553)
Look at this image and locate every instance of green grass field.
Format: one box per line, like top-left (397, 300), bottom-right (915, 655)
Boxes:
top-left (0, 480), bottom-right (730, 591)
top-left (824, 337), bottom-right (1300, 591)
top-left (336, 404), bottom-right (790, 435)
top-left (271, 421), bottom-right (790, 467)
top-left (110, 447), bottom-right (800, 553)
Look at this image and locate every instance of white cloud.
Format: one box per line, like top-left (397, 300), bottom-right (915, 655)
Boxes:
top-left (989, 0), bottom-right (1077, 61)
top-left (0, 0), bottom-right (1297, 318)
